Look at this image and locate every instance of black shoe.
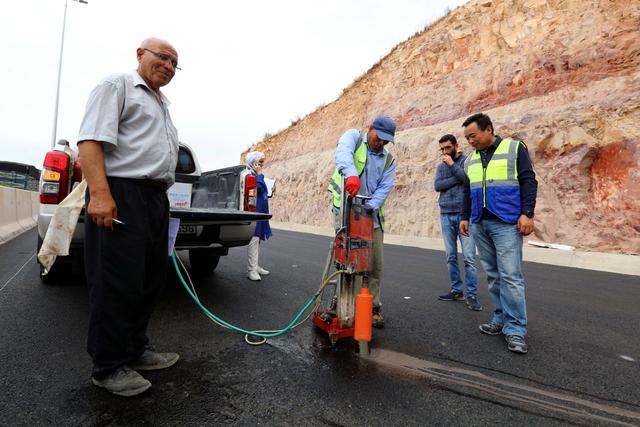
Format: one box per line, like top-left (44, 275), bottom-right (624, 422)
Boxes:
top-left (506, 335), bottom-right (528, 354)
top-left (479, 321), bottom-right (503, 335)
top-left (438, 291), bottom-right (465, 301)
top-left (466, 295), bottom-right (483, 311)
top-left (372, 307), bottom-right (384, 328)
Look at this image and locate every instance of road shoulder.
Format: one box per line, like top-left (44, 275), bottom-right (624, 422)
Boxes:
top-left (270, 221), bottom-right (640, 276)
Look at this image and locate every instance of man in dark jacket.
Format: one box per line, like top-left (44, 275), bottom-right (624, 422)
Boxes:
top-left (434, 134), bottom-right (480, 311)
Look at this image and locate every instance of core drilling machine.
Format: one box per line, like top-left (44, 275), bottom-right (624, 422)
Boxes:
top-left (313, 180), bottom-right (375, 355)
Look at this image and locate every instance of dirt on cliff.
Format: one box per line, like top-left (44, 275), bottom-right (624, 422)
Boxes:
top-left (246, 0), bottom-right (640, 254)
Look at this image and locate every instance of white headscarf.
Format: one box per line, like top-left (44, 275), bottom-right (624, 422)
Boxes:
top-left (245, 151), bottom-right (265, 174)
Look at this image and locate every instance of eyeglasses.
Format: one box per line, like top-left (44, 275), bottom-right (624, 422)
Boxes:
top-left (143, 48), bottom-right (181, 71)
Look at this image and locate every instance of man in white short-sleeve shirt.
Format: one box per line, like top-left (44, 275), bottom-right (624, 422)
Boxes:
top-left (77, 37), bottom-right (180, 397)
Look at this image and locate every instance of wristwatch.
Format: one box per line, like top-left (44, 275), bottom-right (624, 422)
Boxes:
top-left (523, 211), bottom-right (534, 218)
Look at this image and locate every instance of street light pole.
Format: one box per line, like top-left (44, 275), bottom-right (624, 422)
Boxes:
top-left (51, 0), bottom-right (88, 148)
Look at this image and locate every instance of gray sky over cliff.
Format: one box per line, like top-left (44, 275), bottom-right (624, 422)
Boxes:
top-left (0, 0), bottom-right (468, 171)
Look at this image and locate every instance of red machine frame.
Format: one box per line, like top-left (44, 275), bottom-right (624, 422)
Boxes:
top-left (313, 191), bottom-right (374, 349)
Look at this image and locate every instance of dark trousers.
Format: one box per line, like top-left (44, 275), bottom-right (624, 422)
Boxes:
top-left (84, 177), bottom-right (169, 378)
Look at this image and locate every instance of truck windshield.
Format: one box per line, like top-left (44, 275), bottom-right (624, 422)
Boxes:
top-left (176, 147), bottom-right (196, 174)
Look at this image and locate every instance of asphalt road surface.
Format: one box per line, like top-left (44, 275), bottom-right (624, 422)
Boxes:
top-left (1, 228), bottom-right (639, 426)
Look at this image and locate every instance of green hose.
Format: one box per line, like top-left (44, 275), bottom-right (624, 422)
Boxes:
top-left (171, 251), bottom-right (320, 338)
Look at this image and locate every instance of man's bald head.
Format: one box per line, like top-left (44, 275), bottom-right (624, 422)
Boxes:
top-left (136, 37), bottom-right (179, 94)
top-left (139, 37), bottom-right (176, 52)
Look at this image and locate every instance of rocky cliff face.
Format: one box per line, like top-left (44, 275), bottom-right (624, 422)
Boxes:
top-left (249, 0), bottom-right (640, 254)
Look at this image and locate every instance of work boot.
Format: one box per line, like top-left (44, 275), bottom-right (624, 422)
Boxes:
top-left (505, 335), bottom-right (528, 354)
top-left (91, 366), bottom-right (151, 397)
top-left (438, 291), bottom-right (465, 301)
top-left (247, 271), bottom-right (261, 281)
top-left (372, 307), bottom-right (384, 328)
top-left (466, 295), bottom-right (483, 311)
top-left (257, 266), bottom-right (270, 276)
top-left (479, 320), bottom-right (503, 335)
top-left (129, 350), bottom-right (180, 371)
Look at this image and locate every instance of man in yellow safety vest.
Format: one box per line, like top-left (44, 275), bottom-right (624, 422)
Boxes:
top-left (328, 115), bottom-right (397, 328)
top-left (459, 113), bottom-right (538, 354)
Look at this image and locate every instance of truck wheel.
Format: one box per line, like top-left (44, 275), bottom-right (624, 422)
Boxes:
top-left (188, 249), bottom-right (221, 275)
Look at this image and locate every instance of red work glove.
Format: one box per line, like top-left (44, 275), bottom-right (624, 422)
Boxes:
top-left (344, 176), bottom-right (360, 197)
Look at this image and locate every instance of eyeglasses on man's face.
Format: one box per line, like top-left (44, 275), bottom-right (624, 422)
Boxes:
top-left (143, 48), bottom-right (181, 71)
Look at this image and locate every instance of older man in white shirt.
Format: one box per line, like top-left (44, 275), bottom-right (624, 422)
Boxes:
top-left (78, 37), bottom-right (180, 397)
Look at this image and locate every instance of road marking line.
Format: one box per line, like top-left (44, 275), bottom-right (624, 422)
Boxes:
top-left (0, 252), bottom-right (36, 294)
top-left (368, 348), bottom-right (640, 426)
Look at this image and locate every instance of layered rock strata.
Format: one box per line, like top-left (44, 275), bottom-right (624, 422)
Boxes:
top-left (248, 0), bottom-right (640, 253)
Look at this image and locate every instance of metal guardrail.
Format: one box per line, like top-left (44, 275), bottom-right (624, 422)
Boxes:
top-left (0, 172), bottom-right (39, 191)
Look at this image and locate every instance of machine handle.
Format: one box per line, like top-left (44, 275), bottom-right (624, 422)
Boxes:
top-left (354, 194), bottom-right (372, 202)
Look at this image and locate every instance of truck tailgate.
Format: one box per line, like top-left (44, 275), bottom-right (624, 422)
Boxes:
top-left (170, 207), bottom-right (271, 223)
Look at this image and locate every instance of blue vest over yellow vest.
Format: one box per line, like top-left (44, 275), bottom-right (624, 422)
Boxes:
top-left (464, 138), bottom-right (521, 224)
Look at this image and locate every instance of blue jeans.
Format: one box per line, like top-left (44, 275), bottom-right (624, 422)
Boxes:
top-left (471, 219), bottom-right (527, 337)
top-left (440, 213), bottom-right (478, 296)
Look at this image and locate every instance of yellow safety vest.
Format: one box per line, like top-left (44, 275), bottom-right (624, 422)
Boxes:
top-left (328, 134), bottom-right (394, 230)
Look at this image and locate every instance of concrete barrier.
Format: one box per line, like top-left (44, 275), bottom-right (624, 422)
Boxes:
top-left (0, 186), bottom-right (39, 245)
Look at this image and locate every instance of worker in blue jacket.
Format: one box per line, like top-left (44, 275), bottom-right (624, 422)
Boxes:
top-left (328, 115), bottom-right (397, 327)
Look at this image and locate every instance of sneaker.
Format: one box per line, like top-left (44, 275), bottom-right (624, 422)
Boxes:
top-left (247, 271), bottom-right (261, 281)
top-left (129, 350), bottom-right (180, 371)
top-left (438, 291), bottom-right (465, 301)
top-left (91, 366), bottom-right (151, 397)
top-left (257, 266), bottom-right (270, 276)
top-left (506, 335), bottom-right (528, 354)
top-left (466, 295), bottom-right (483, 311)
top-left (479, 320), bottom-right (503, 335)
top-left (372, 307), bottom-right (384, 329)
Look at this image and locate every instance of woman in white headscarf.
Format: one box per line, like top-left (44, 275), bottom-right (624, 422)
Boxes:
top-left (245, 151), bottom-right (273, 281)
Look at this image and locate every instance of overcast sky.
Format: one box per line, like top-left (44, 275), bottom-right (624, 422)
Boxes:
top-left (1, 0), bottom-right (468, 171)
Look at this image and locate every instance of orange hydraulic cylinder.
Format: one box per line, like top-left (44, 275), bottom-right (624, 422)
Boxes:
top-left (354, 287), bottom-right (373, 342)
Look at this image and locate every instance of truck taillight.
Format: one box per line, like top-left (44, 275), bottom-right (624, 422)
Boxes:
top-left (244, 174), bottom-right (257, 212)
top-left (40, 151), bottom-right (70, 204)
top-left (73, 159), bottom-right (82, 183)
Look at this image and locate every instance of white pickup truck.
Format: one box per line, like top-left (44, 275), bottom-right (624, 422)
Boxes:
top-left (37, 140), bottom-right (269, 282)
